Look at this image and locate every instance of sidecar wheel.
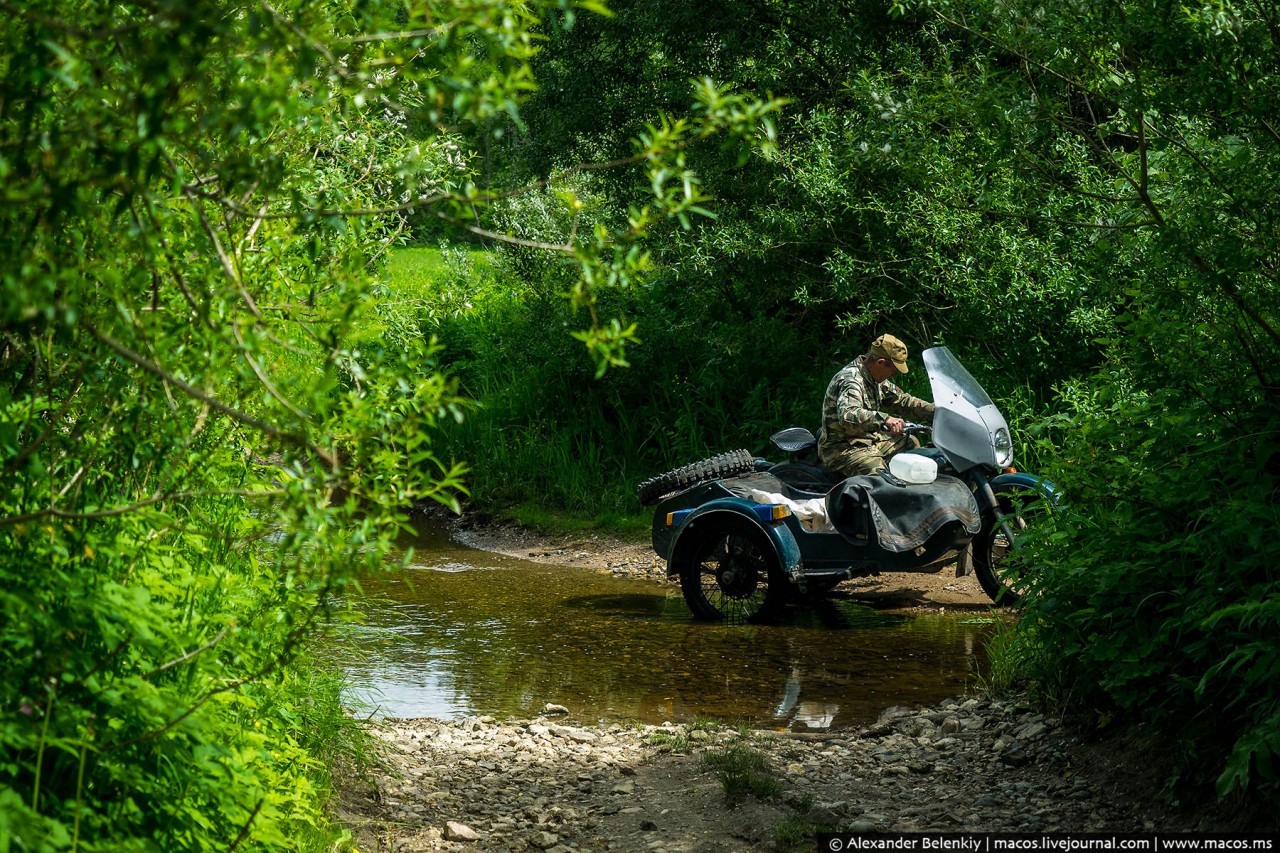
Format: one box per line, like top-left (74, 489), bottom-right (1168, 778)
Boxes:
top-left (676, 517), bottom-right (787, 624)
top-left (972, 484), bottom-right (1049, 606)
top-left (636, 449), bottom-right (756, 506)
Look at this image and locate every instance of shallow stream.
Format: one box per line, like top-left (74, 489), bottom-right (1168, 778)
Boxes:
top-left (335, 518), bottom-right (998, 731)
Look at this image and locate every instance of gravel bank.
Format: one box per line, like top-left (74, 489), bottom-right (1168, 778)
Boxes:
top-left (336, 694), bottom-right (1227, 853)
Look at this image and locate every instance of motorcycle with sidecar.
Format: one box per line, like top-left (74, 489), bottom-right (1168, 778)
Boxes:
top-left (636, 347), bottom-right (1060, 622)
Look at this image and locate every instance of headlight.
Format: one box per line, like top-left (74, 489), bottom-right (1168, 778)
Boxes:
top-left (993, 427), bottom-right (1014, 467)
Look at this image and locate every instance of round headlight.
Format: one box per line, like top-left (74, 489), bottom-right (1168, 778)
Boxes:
top-left (994, 427), bottom-right (1014, 467)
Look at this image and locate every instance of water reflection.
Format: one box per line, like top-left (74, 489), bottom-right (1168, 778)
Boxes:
top-left (333, 519), bottom-right (997, 730)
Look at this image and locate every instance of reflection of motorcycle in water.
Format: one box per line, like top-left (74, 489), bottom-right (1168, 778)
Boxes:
top-left (639, 346), bottom-right (1063, 622)
top-left (773, 665), bottom-right (840, 730)
top-left (638, 615), bottom-right (992, 732)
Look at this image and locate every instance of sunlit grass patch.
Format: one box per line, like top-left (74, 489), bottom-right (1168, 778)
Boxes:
top-left (388, 246), bottom-right (450, 288)
top-left (386, 245), bottom-right (497, 298)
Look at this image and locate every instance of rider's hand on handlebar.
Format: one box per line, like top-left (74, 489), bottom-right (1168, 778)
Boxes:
top-left (885, 416), bottom-right (906, 436)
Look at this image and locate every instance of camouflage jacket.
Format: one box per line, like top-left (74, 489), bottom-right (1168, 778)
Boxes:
top-left (817, 356), bottom-right (936, 466)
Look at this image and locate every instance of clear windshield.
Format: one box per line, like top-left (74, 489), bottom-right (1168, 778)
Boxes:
top-left (923, 347), bottom-right (995, 409)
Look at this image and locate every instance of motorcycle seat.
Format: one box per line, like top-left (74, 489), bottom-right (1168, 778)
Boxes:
top-left (769, 426), bottom-right (817, 454)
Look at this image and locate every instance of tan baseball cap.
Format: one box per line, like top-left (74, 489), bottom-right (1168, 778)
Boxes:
top-left (870, 333), bottom-right (910, 373)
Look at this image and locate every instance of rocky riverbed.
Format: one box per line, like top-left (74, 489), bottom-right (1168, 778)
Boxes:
top-left (335, 693), bottom-right (1236, 852)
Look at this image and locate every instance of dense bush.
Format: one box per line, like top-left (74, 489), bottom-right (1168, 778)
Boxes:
top-left (943, 0), bottom-right (1280, 807)
top-left (1022, 376), bottom-right (1279, 803)
top-left (0, 486), bottom-right (370, 850)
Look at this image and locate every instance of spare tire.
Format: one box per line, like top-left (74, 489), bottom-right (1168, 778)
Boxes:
top-left (636, 449), bottom-right (756, 506)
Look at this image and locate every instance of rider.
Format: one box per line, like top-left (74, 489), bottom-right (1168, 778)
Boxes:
top-left (817, 333), bottom-right (936, 476)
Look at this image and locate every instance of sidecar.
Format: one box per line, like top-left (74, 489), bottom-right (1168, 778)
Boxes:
top-left (650, 469), bottom-right (982, 623)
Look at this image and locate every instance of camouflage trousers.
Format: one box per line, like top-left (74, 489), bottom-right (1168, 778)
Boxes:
top-left (822, 434), bottom-right (921, 477)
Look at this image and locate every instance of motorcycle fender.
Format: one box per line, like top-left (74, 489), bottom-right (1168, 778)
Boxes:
top-left (666, 499), bottom-right (802, 579)
top-left (988, 471), bottom-right (1063, 506)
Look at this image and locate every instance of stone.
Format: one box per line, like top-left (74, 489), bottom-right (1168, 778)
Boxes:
top-left (530, 830), bottom-right (560, 849)
top-left (444, 821), bottom-right (480, 842)
top-left (899, 716), bottom-right (936, 738)
top-left (1015, 721), bottom-right (1048, 740)
top-left (809, 803), bottom-right (846, 825)
top-left (1001, 745), bottom-right (1031, 767)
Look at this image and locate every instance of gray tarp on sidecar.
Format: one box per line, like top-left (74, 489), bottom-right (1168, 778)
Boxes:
top-left (825, 474), bottom-right (981, 552)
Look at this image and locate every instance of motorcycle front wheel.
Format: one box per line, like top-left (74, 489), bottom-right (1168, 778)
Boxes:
top-left (971, 483), bottom-right (1049, 605)
top-left (676, 517), bottom-right (787, 624)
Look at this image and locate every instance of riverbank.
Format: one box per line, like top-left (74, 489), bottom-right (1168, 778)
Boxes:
top-left (335, 694), bottom-right (1234, 853)
top-left (330, 510), bottom-right (1259, 850)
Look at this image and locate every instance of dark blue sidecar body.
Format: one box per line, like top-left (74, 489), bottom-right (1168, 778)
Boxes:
top-left (651, 470), bottom-right (983, 593)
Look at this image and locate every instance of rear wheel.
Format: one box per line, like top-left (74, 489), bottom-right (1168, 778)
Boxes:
top-left (636, 450), bottom-right (756, 506)
top-left (677, 517), bottom-right (787, 624)
top-left (972, 483), bottom-right (1049, 605)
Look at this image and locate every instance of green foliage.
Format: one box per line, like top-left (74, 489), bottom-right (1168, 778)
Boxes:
top-left (1019, 379), bottom-right (1279, 800)
top-left (646, 731), bottom-right (692, 753)
top-left (397, 242), bottom-right (836, 517)
top-left (1, 0), bottom-right (783, 849)
top-left (501, 0), bottom-right (1117, 392)
top-left (968, 615), bottom-right (1030, 695)
top-left (0, 490), bottom-right (365, 852)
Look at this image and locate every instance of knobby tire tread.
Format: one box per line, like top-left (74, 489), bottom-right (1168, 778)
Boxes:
top-left (635, 449), bottom-right (755, 506)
